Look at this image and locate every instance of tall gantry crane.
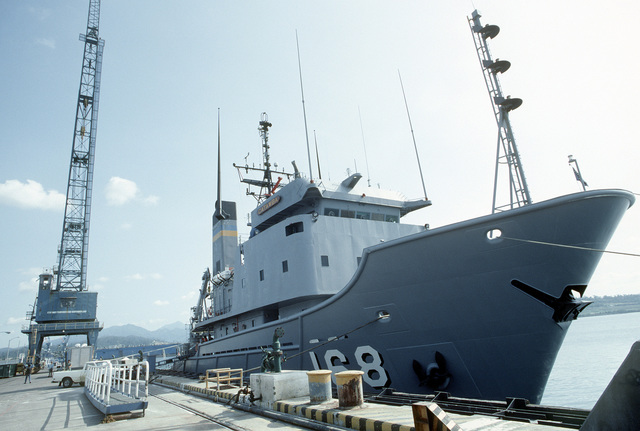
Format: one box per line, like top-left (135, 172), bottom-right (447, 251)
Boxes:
top-left (22, 0), bottom-right (104, 368)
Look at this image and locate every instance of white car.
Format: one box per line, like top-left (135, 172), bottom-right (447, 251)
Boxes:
top-left (52, 364), bottom-right (88, 388)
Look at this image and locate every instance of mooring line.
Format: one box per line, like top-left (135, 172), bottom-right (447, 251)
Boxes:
top-left (241, 313), bottom-right (387, 374)
top-left (501, 236), bottom-right (640, 258)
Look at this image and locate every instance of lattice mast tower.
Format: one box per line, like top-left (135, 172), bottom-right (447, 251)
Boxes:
top-left (56, 0), bottom-right (104, 290)
top-left (23, 0), bottom-right (104, 367)
top-left (469, 10), bottom-right (532, 213)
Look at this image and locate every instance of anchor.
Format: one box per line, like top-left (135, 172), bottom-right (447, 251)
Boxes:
top-left (511, 279), bottom-right (592, 322)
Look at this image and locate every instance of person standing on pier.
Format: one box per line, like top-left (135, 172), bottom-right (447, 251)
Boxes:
top-left (24, 363), bottom-right (32, 384)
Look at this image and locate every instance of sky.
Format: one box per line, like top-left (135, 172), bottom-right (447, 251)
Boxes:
top-left (1, 1), bottom-right (639, 350)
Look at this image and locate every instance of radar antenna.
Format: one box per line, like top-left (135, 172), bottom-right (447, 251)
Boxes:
top-left (234, 113), bottom-right (294, 203)
top-left (469, 10), bottom-right (532, 213)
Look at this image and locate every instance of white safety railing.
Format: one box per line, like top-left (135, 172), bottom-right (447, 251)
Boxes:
top-left (85, 359), bottom-right (149, 406)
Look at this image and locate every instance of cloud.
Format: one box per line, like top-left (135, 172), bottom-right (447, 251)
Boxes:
top-left (7, 317), bottom-right (25, 325)
top-left (125, 273), bottom-right (162, 281)
top-left (35, 38), bottom-right (55, 49)
top-left (181, 291), bottom-right (198, 301)
top-left (17, 267), bottom-right (44, 291)
top-left (105, 177), bottom-right (138, 206)
top-left (105, 177), bottom-right (158, 206)
top-left (153, 300), bottom-right (169, 306)
top-left (142, 195), bottom-right (159, 206)
top-left (28, 6), bottom-right (52, 21)
top-left (19, 281), bottom-right (37, 292)
top-left (0, 179), bottom-right (65, 210)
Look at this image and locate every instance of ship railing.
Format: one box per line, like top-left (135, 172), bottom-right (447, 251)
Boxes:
top-left (21, 321), bottom-right (104, 332)
top-left (204, 367), bottom-right (243, 391)
top-left (85, 359), bottom-right (149, 405)
top-left (85, 361), bottom-right (112, 404)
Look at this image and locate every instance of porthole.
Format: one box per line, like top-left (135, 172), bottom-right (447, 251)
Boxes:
top-left (486, 228), bottom-right (502, 240)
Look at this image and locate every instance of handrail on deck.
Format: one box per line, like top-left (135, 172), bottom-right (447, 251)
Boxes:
top-left (85, 359), bottom-right (149, 406)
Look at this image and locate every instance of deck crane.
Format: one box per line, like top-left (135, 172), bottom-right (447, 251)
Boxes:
top-left (22, 0), bottom-right (104, 369)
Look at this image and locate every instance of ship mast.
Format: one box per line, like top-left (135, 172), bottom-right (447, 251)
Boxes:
top-left (469, 10), bottom-right (532, 213)
top-left (234, 113), bottom-right (294, 204)
top-left (258, 112), bottom-right (275, 198)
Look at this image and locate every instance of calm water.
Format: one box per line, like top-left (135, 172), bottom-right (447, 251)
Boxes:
top-left (541, 311), bottom-right (640, 409)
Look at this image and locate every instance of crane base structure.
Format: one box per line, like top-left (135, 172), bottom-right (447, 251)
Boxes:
top-left (22, 273), bottom-right (102, 370)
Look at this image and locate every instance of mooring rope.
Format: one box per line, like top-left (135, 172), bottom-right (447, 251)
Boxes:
top-left (242, 313), bottom-right (387, 374)
top-left (501, 236), bottom-right (640, 258)
top-left (287, 313), bottom-right (387, 362)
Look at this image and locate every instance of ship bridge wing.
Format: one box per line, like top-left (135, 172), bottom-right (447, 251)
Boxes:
top-left (251, 178), bottom-right (322, 232)
top-left (401, 198), bottom-right (432, 216)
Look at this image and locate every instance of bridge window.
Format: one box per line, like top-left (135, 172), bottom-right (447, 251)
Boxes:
top-left (324, 208), bottom-right (339, 217)
top-left (356, 211), bottom-right (371, 220)
top-left (340, 209), bottom-right (355, 218)
top-left (285, 221), bottom-right (304, 236)
top-left (371, 213), bottom-right (384, 221)
top-left (385, 214), bottom-right (399, 223)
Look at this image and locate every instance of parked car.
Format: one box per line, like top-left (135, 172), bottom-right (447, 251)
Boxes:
top-left (52, 363), bottom-right (88, 388)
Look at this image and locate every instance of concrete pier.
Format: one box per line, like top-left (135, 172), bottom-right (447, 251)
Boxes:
top-left (0, 369), bottom-right (591, 430)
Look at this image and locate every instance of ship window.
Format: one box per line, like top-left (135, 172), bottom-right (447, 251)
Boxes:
top-left (259, 269), bottom-right (264, 281)
top-left (340, 209), bottom-right (355, 218)
top-left (285, 221), bottom-right (304, 236)
top-left (324, 208), bottom-right (339, 217)
top-left (371, 213), bottom-right (384, 221)
top-left (282, 260), bottom-right (288, 273)
top-left (385, 214), bottom-right (399, 223)
top-left (356, 211), bottom-right (371, 220)
top-left (321, 255), bottom-right (329, 267)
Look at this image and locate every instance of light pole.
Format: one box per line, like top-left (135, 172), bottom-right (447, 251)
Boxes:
top-left (6, 337), bottom-right (19, 361)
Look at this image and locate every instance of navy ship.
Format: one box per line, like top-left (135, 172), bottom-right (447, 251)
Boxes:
top-left (182, 11), bottom-right (635, 404)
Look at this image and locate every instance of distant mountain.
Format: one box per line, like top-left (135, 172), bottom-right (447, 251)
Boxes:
top-left (581, 294), bottom-right (640, 317)
top-left (100, 321), bottom-right (187, 344)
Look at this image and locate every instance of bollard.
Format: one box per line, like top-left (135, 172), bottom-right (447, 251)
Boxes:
top-left (307, 370), bottom-right (333, 404)
top-left (335, 370), bottom-right (364, 408)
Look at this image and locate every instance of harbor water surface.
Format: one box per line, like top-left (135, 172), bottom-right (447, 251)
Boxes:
top-left (541, 311), bottom-right (640, 409)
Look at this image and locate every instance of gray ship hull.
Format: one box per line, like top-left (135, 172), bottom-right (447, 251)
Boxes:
top-left (185, 189), bottom-right (633, 403)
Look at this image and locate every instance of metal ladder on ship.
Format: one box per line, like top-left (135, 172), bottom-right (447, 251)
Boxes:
top-left (468, 9), bottom-right (532, 213)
